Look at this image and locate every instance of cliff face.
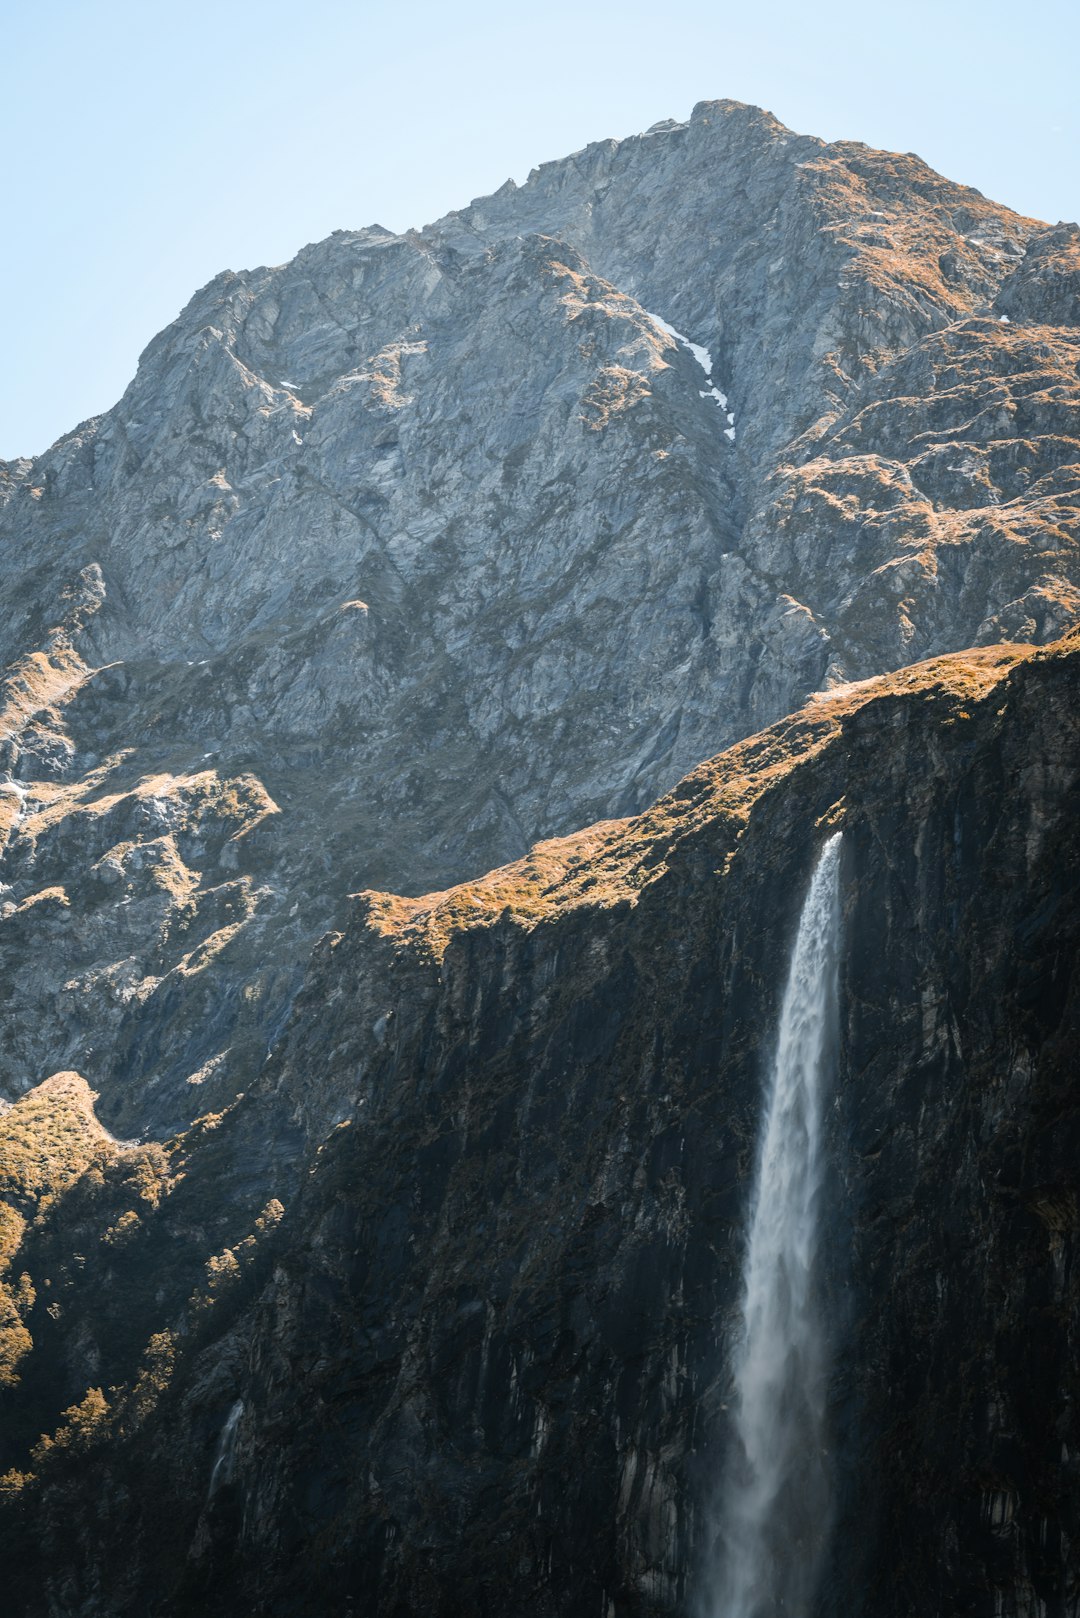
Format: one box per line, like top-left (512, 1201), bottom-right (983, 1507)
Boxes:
top-left (2, 633), bottom-right (1076, 1617)
top-left (1, 102), bottom-right (1078, 1136)
top-left (1, 101), bottom-right (1079, 1617)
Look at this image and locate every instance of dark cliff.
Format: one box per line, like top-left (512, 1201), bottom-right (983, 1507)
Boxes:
top-left (2, 632), bottom-right (1076, 1616)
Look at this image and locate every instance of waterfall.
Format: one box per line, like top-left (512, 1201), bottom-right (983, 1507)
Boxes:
top-left (207, 1399), bottom-right (244, 1501)
top-left (709, 831), bottom-right (844, 1618)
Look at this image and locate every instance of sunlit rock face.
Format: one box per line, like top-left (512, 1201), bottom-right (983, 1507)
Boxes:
top-left (1, 101), bottom-right (1077, 1136)
top-left (0, 101), bottom-right (1078, 1618)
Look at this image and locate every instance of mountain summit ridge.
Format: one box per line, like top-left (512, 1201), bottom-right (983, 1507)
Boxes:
top-left (0, 98), bottom-right (1078, 1618)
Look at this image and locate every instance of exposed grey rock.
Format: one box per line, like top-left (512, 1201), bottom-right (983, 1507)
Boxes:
top-left (0, 100), bottom-right (1077, 1137)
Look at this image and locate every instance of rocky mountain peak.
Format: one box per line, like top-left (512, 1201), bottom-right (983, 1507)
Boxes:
top-left (1, 103), bottom-right (1075, 1139)
top-left (0, 98), bottom-right (1078, 1618)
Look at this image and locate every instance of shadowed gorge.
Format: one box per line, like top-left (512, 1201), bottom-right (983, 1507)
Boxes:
top-left (0, 100), bottom-right (1078, 1617)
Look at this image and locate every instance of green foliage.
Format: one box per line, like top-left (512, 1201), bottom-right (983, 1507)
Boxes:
top-left (102, 1208), bottom-right (140, 1245)
top-left (0, 1203), bottom-right (26, 1271)
top-left (114, 1329), bottom-right (178, 1434)
top-left (255, 1198), bottom-right (285, 1235)
top-left (30, 1386), bottom-right (110, 1467)
top-left (0, 1074), bottom-right (116, 1224)
top-left (112, 1143), bottom-right (173, 1210)
top-left (0, 1284), bottom-right (33, 1389)
top-left (187, 1199), bottom-right (286, 1318)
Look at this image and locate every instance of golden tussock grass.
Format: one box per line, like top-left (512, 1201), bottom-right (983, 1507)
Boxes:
top-left (359, 635), bottom-right (1070, 963)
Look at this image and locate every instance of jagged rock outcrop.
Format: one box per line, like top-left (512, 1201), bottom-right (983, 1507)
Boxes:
top-left (1, 102), bottom-right (1079, 1618)
top-left (1, 631), bottom-right (1077, 1617)
top-left (1, 101), bottom-right (1077, 1135)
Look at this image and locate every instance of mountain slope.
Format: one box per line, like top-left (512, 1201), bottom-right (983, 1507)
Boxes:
top-left (1, 630), bottom-right (1076, 1616)
top-left (0, 102), bottom-right (1077, 1135)
top-left (1, 101), bottom-right (1079, 1618)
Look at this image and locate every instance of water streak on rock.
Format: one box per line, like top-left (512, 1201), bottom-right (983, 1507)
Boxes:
top-left (207, 1399), bottom-right (244, 1502)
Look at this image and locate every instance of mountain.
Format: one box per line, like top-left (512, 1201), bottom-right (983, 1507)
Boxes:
top-left (2, 100), bottom-right (1078, 1140)
top-left (0, 101), bottom-right (1078, 1616)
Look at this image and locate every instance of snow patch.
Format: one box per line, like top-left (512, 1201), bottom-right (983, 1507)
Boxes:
top-left (645, 309), bottom-right (736, 441)
top-left (0, 779), bottom-right (29, 830)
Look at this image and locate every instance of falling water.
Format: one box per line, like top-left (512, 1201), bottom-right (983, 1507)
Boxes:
top-left (710, 831), bottom-right (844, 1618)
top-left (207, 1399), bottom-right (244, 1502)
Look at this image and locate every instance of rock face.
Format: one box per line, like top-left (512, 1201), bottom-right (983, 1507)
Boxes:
top-left (1, 101), bottom-right (1077, 1135)
top-left (0, 102), bottom-right (1079, 1618)
top-left (1, 633), bottom-right (1077, 1617)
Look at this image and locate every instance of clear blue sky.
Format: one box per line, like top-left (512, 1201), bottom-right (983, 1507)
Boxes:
top-left (4, 0), bottom-right (1077, 460)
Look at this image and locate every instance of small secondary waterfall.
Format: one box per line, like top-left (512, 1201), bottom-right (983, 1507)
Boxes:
top-left (207, 1399), bottom-right (244, 1501)
top-left (710, 831), bottom-right (844, 1618)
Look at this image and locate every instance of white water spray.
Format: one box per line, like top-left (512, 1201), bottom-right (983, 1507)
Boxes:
top-left (710, 831), bottom-right (844, 1618)
top-left (207, 1399), bottom-right (244, 1501)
